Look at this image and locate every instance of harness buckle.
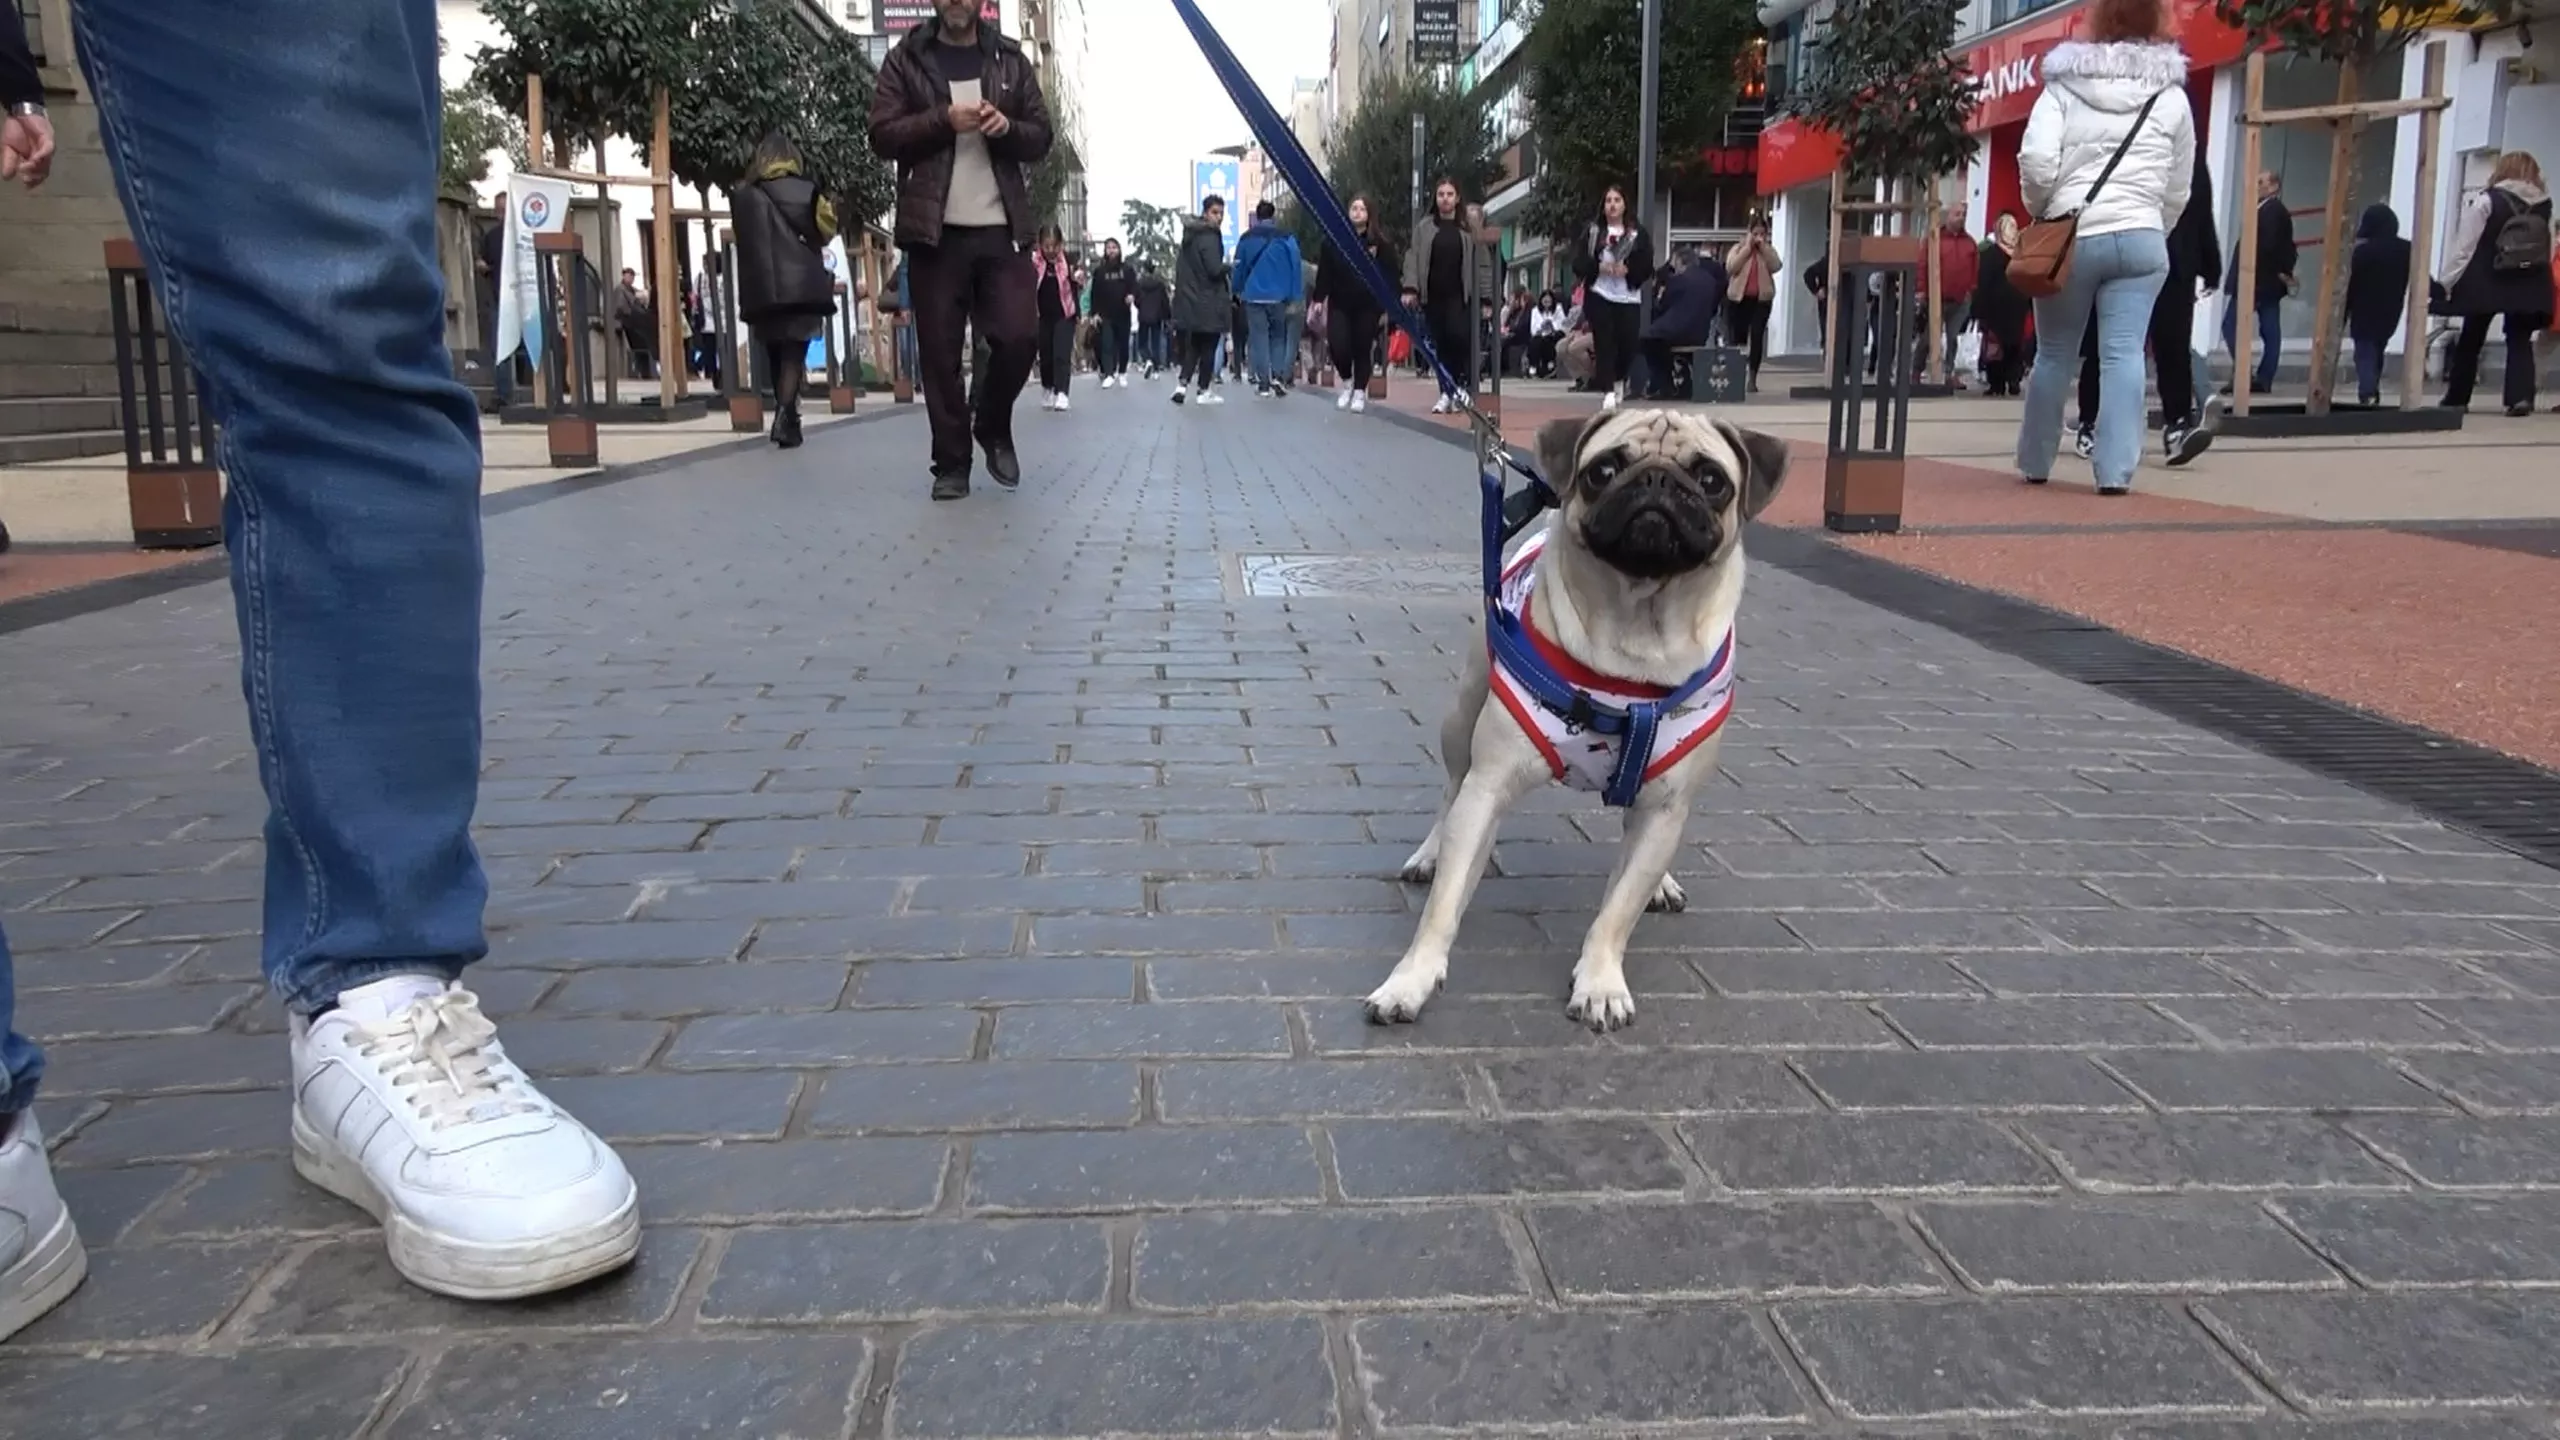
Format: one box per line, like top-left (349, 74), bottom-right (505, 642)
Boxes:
top-left (1565, 691), bottom-right (1598, 733)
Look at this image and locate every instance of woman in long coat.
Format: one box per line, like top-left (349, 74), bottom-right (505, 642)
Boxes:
top-left (731, 132), bottom-right (837, 448)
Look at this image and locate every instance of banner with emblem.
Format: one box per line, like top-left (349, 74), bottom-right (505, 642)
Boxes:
top-left (494, 173), bottom-right (574, 374)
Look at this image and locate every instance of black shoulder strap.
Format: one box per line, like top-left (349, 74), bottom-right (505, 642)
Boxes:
top-left (2083, 88), bottom-right (2171, 208)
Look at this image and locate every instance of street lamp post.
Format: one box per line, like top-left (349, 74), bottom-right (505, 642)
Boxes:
top-left (1636, 0), bottom-right (1663, 239)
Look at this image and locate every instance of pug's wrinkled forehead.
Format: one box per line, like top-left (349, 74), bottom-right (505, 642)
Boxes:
top-left (1531, 410), bottom-right (1790, 521)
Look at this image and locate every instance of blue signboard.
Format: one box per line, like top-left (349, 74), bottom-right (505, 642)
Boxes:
top-left (1190, 157), bottom-right (1244, 258)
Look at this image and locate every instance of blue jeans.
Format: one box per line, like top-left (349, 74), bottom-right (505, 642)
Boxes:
top-left (2017, 229), bottom-right (2169, 492)
top-left (2353, 336), bottom-right (2386, 403)
top-left (2222, 294), bottom-right (2283, 391)
top-left (1, 0), bottom-right (491, 1115)
top-left (1245, 301), bottom-right (1294, 386)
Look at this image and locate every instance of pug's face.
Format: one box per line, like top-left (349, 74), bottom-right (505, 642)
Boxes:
top-left (1533, 410), bottom-right (1789, 581)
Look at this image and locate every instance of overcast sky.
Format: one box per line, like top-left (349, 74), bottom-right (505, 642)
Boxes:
top-left (1076, 0), bottom-right (1332, 238)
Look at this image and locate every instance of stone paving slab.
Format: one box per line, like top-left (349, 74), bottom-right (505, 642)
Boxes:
top-left (4, 387), bottom-right (2560, 1436)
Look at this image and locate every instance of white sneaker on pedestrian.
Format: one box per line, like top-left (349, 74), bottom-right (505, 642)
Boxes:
top-left (1429, 395), bottom-right (1451, 414)
top-left (1601, 387), bottom-right (1622, 413)
top-left (292, 975), bottom-right (639, 1300)
top-left (1055, 393), bottom-right (1071, 412)
top-left (1197, 387), bottom-right (1225, 406)
top-left (0, 1112), bottom-right (86, 1341)
top-left (1336, 386), bottom-right (1354, 410)
top-left (1350, 389), bottom-right (1367, 414)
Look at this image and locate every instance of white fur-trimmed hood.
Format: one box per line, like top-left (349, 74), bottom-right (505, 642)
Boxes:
top-left (2040, 40), bottom-right (2191, 110)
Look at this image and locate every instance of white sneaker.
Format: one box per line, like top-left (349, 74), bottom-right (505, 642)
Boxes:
top-left (1350, 389), bottom-right (1367, 414)
top-left (1430, 395), bottom-right (1452, 414)
top-left (1602, 387), bottom-right (1622, 413)
top-left (0, 1112), bottom-right (86, 1341)
top-left (1336, 386), bottom-right (1354, 410)
top-left (1197, 388), bottom-right (1225, 406)
top-left (1055, 393), bottom-right (1071, 412)
top-left (292, 975), bottom-right (639, 1300)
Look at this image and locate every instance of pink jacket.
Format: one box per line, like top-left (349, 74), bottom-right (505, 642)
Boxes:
top-left (1033, 251), bottom-right (1079, 316)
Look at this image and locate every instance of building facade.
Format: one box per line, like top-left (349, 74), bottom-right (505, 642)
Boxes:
top-left (1754, 0), bottom-right (2560, 364)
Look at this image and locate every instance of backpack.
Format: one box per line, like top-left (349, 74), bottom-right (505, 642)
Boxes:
top-left (2491, 194), bottom-right (2553, 275)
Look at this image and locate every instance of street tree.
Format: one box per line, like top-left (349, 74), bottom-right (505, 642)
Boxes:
top-left (471, 0), bottom-right (702, 165)
top-left (1518, 0), bottom-right (1762, 241)
top-left (1781, 0), bottom-right (1979, 201)
top-left (1323, 69), bottom-right (1500, 252)
top-left (793, 23), bottom-right (898, 231)
top-left (1119, 199), bottom-right (1184, 272)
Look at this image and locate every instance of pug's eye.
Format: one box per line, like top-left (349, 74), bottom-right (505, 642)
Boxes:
top-left (1587, 461), bottom-right (1621, 487)
top-left (1695, 463), bottom-right (1735, 502)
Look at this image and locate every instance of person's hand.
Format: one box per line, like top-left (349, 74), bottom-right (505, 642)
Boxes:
top-left (978, 103), bottom-right (1011, 139)
top-left (2, 113), bottom-right (55, 189)
top-left (946, 102), bottom-right (984, 133)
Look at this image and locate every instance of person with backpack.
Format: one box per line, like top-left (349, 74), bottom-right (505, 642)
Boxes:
top-left (2434, 152), bottom-right (2554, 417)
top-left (2343, 202), bottom-right (2412, 408)
top-left (1233, 200), bottom-right (1305, 395)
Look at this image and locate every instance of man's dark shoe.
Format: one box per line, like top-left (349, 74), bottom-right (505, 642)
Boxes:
top-left (931, 469), bottom-right (970, 501)
top-left (982, 441), bottom-right (1021, 489)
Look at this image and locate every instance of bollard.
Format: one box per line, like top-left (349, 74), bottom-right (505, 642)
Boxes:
top-left (103, 239), bottom-right (221, 549)
top-left (825, 297), bottom-right (857, 415)
top-left (532, 232), bottom-right (599, 468)
top-left (716, 245), bottom-right (762, 432)
top-left (1822, 234), bottom-right (1919, 534)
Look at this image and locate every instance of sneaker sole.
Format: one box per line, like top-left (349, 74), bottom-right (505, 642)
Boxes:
top-left (0, 1205), bottom-right (88, 1341)
top-left (294, 1113), bottom-right (641, 1301)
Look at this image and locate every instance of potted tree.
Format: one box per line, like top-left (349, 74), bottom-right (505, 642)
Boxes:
top-left (1782, 0), bottom-right (1979, 529)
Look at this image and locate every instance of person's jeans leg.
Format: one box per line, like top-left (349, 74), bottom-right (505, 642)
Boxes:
top-left (75, 0), bottom-right (487, 1012)
top-left (2443, 314), bottom-right (2488, 406)
top-left (2503, 313), bottom-right (2541, 409)
top-left (2255, 300), bottom-right (2283, 390)
top-left (2017, 244), bottom-right (2103, 480)
top-left (907, 242), bottom-right (975, 474)
top-left (2090, 232), bottom-right (2171, 490)
top-left (2150, 281), bottom-right (2195, 427)
top-left (2076, 320), bottom-right (2101, 430)
top-left (967, 235), bottom-right (1036, 447)
top-left (2353, 337), bottom-right (2384, 403)
top-left (0, 924), bottom-right (40, 1116)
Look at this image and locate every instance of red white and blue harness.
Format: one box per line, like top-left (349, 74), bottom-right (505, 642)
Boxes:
top-left (1486, 530), bottom-right (1737, 800)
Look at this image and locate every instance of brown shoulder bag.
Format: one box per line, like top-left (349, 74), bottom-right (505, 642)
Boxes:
top-left (2010, 88), bottom-right (2169, 300)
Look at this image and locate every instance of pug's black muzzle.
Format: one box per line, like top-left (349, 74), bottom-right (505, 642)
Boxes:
top-left (1579, 463), bottom-right (1721, 579)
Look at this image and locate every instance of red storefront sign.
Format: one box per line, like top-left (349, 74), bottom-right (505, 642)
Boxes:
top-left (1757, 0), bottom-right (2246, 194)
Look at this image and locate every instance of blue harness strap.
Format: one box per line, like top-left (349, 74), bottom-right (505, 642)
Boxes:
top-left (1168, 0), bottom-right (1727, 808)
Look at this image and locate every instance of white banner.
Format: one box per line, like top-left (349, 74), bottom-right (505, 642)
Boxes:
top-left (494, 173), bottom-right (573, 372)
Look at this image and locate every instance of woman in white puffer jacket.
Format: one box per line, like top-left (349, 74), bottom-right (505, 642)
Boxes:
top-left (2012, 0), bottom-right (2195, 494)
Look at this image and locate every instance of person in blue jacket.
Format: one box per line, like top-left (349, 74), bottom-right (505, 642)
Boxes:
top-left (1232, 200), bottom-right (1306, 396)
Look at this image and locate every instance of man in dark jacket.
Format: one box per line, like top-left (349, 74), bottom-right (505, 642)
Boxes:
top-left (1170, 198), bottom-right (1232, 404)
top-left (476, 219), bottom-right (517, 407)
top-left (2344, 203), bottom-right (2410, 407)
top-left (1087, 240), bottom-right (1137, 387)
top-left (868, 0), bottom-right (1053, 500)
top-left (1636, 249), bottom-right (1724, 400)
top-left (2223, 169), bottom-right (2295, 395)
top-left (1134, 262), bottom-right (1172, 376)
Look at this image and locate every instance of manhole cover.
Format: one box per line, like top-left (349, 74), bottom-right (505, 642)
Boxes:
top-left (1229, 552), bottom-right (1478, 599)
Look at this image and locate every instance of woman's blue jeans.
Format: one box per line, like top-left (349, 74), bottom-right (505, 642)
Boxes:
top-left (2, 0), bottom-right (489, 1114)
top-left (2017, 229), bottom-right (2171, 491)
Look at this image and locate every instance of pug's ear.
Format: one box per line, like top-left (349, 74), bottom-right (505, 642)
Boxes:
top-left (1714, 420), bottom-right (1791, 520)
top-left (1532, 414), bottom-right (1605, 491)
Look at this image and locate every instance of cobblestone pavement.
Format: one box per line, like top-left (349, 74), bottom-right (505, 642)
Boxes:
top-left (7, 386), bottom-right (2560, 1438)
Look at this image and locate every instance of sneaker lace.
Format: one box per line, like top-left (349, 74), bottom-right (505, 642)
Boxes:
top-left (350, 989), bottom-right (545, 1131)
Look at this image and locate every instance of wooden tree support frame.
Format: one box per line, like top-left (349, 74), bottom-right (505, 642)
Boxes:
top-left (2231, 44), bottom-right (2452, 422)
top-left (1815, 176), bottom-right (1956, 396)
top-left (522, 74), bottom-right (687, 421)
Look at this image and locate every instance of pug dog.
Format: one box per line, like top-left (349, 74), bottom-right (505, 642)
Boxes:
top-left (1368, 409), bottom-right (1788, 1031)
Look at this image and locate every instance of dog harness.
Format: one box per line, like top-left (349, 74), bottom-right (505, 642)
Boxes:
top-left (1485, 531), bottom-right (1737, 801)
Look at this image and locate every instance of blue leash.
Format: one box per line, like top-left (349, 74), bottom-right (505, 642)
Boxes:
top-left (1168, 0), bottom-right (1719, 805)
